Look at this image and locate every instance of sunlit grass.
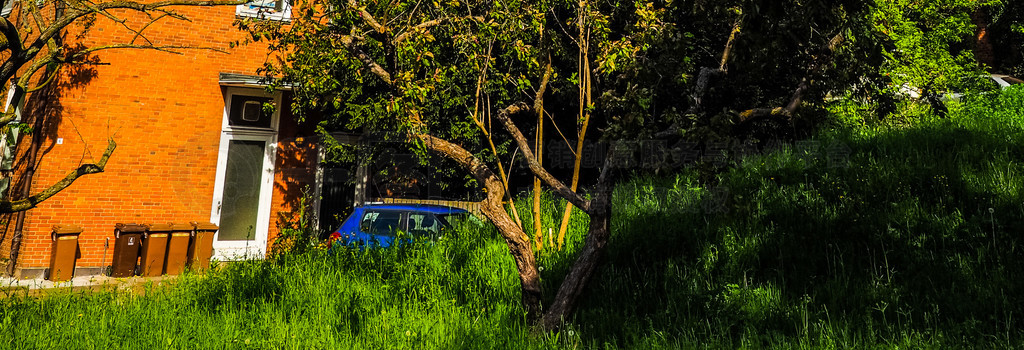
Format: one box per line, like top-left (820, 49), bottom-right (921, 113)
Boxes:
top-left (3, 89), bottom-right (1024, 348)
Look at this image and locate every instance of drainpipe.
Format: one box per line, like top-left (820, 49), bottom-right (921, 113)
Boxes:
top-left (5, 84), bottom-right (28, 276)
top-left (7, 1), bottom-right (63, 277)
top-left (7, 113), bottom-right (36, 276)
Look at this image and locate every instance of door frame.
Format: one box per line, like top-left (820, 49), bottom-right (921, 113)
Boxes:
top-left (209, 87), bottom-right (281, 260)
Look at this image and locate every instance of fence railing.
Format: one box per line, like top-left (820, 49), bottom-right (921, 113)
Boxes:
top-left (369, 198), bottom-right (483, 217)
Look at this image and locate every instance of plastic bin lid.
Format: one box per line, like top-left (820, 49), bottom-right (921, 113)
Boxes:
top-left (114, 223), bottom-right (147, 233)
top-left (51, 225), bottom-right (83, 235)
top-left (190, 222), bottom-right (219, 231)
top-left (145, 223), bottom-right (174, 232)
top-left (169, 223), bottom-right (193, 231)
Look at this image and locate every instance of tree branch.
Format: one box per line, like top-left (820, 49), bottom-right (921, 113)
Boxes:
top-left (736, 75), bottom-right (809, 123)
top-left (411, 131), bottom-right (544, 320)
top-left (541, 175), bottom-right (612, 329)
top-left (336, 34), bottom-right (393, 85)
top-left (393, 16), bottom-right (484, 43)
top-left (0, 12), bottom-right (32, 81)
top-left (654, 10), bottom-right (743, 139)
top-left (533, 59), bottom-right (553, 113)
top-left (719, 11), bottom-right (743, 72)
top-left (494, 102), bottom-right (590, 213)
top-left (737, 32), bottom-right (844, 124)
top-left (346, 0), bottom-right (387, 34)
top-left (69, 43), bottom-right (231, 58)
top-left (0, 139), bottom-right (116, 213)
top-left (27, 0), bottom-right (248, 61)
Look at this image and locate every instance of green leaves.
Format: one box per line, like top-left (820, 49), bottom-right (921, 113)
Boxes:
top-left (873, 0), bottom-right (991, 94)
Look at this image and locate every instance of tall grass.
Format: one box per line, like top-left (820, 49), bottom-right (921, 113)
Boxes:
top-left (3, 89), bottom-right (1024, 348)
top-left (565, 88), bottom-right (1024, 348)
top-left (0, 223), bottom-right (573, 349)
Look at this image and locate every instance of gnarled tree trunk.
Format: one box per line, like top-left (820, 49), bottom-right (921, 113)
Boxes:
top-left (542, 177), bottom-right (612, 329)
top-left (413, 132), bottom-right (544, 320)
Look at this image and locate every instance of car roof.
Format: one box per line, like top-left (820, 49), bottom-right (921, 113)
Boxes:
top-left (359, 203), bottom-right (470, 214)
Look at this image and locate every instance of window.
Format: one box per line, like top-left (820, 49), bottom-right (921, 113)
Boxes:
top-left (0, 84), bottom-right (20, 198)
top-left (1, 0), bottom-right (13, 17)
top-left (360, 211), bottom-right (403, 235)
top-left (236, 0), bottom-right (291, 21)
top-left (408, 213), bottom-right (441, 238)
top-left (228, 95), bottom-right (274, 128)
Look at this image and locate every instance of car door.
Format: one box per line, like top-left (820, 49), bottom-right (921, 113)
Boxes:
top-left (358, 210), bottom-right (406, 246)
top-left (407, 212), bottom-right (443, 240)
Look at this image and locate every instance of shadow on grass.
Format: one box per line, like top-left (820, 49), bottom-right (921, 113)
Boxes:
top-left (567, 117), bottom-right (1024, 346)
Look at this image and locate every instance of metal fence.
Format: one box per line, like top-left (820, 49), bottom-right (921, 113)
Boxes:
top-left (369, 198), bottom-right (483, 217)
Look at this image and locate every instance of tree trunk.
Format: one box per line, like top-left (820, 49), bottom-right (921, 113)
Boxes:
top-left (532, 60), bottom-right (552, 251)
top-left (414, 132), bottom-right (544, 320)
top-left (541, 177), bottom-right (612, 329)
top-left (557, 10), bottom-right (592, 251)
top-left (532, 107), bottom-right (544, 250)
top-left (972, 7), bottom-right (994, 67)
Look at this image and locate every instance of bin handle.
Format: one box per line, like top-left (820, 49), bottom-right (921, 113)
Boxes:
top-left (114, 229), bottom-right (121, 239)
top-left (51, 232), bottom-right (56, 242)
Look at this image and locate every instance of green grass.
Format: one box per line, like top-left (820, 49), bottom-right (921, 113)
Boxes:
top-left (3, 89), bottom-right (1024, 348)
top-left (0, 227), bottom-right (559, 349)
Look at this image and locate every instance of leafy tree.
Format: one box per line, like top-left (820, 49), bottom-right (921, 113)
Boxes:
top-left (871, 0), bottom-right (1000, 105)
top-left (248, 0), bottom-right (918, 329)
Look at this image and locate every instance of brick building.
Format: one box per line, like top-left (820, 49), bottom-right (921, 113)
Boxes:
top-left (0, 1), bottom-right (351, 278)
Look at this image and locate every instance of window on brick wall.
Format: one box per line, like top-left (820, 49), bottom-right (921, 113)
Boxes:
top-left (1, 0), bottom-right (14, 17)
top-left (228, 95), bottom-right (274, 129)
top-left (236, 0), bottom-right (291, 21)
top-left (0, 85), bottom-right (22, 199)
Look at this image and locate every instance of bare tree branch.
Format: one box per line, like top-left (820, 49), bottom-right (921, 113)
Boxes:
top-left (0, 139), bottom-right (116, 213)
top-left (541, 175), bottom-right (612, 329)
top-left (25, 0), bottom-right (248, 64)
top-left (0, 18), bottom-right (23, 61)
top-left (493, 102), bottom-right (591, 213)
top-left (130, 13), bottom-right (173, 45)
top-left (69, 43), bottom-right (231, 58)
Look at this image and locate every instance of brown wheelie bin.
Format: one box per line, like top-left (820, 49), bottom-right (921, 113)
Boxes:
top-left (48, 225), bottom-right (82, 281)
top-left (139, 224), bottom-right (169, 277)
top-left (111, 223), bottom-right (146, 277)
top-left (163, 223), bottom-right (193, 275)
top-left (187, 222), bottom-right (218, 272)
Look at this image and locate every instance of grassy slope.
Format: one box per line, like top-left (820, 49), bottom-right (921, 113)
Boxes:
top-left (2, 90), bottom-right (1024, 349)
top-left (570, 91), bottom-right (1024, 348)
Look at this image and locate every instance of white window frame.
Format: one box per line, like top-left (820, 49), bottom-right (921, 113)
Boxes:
top-left (1, 0), bottom-right (14, 18)
top-left (236, 0), bottom-right (291, 21)
top-left (210, 87), bottom-right (282, 261)
top-left (0, 84), bottom-right (21, 199)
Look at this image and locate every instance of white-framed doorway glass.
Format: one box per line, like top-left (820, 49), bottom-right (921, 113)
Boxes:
top-left (210, 87), bottom-right (281, 260)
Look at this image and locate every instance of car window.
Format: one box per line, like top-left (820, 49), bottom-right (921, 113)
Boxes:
top-left (360, 211), bottom-right (403, 235)
top-left (437, 213), bottom-right (469, 226)
top-left (408, 213), bottom-right (441, 238)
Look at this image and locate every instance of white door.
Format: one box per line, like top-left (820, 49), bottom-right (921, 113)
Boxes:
top-left (210, 88), bottom-right (280, 260)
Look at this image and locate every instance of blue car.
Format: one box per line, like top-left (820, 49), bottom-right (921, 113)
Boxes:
top-left (330, 204), bottom-right (470, 248)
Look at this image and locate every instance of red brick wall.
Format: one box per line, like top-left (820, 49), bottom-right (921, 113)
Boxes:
top-left (5, 6), bottom-right (317, 272)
